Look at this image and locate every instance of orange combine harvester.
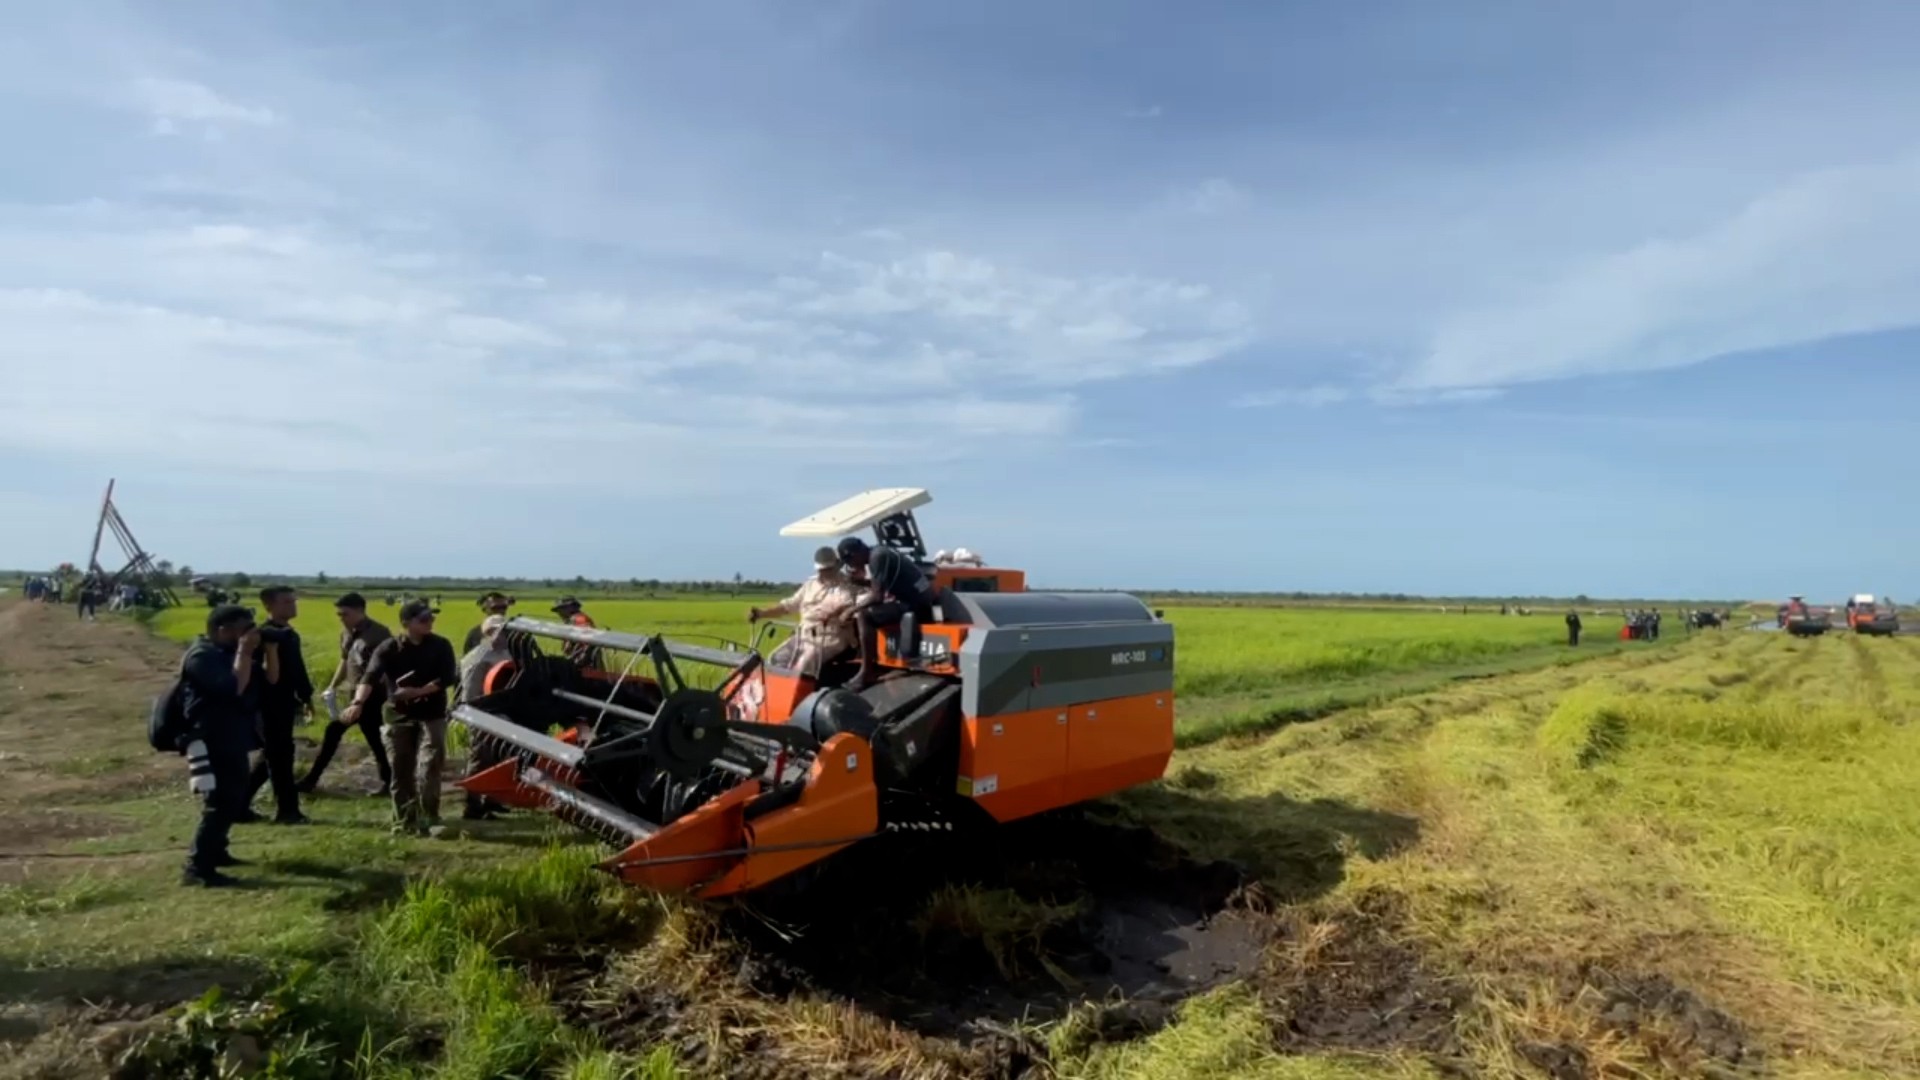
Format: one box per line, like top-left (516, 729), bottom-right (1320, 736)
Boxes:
top-left (451, 488), bottom-right (1176, 898)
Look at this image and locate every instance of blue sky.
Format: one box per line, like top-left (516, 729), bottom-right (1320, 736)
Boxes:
top-left (1, 0), bottom-right (1915, 600)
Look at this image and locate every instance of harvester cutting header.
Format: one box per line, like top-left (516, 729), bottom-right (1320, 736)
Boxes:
top-left (451, 488), bottom-right (1176, 899)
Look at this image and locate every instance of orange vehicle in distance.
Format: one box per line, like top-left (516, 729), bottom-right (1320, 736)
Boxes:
top-left (1845, 594), bottom-right (1900, 636)
top-left (451, 488), bottom-right (1177, 898)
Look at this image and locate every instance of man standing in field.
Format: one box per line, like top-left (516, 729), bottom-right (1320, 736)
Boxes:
top-left (343, 599), bottom-right (460, 835)
top-left (299, 592), bottom-right (395, 796)
top-left (455, 614), bottom-right (516, 821)
top-left (178, 604), bottom-right (265, 887)
top-left (464, 591), bottom-right (514, 652)
top-left (749, 547), bottom-right (860, 680)
top-left (246, 586), bottom-right (313, 824)
top-left (551, 595), bottom-right (603, 669)
top-left (1565, 608), bottom-right (1582, 647)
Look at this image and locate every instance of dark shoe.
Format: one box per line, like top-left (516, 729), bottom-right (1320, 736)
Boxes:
top-left (461, 806), bottom-right (502, 821)
top-left (233, 809), bottom-right (267, 824)
top-left (213, 854), bottom-right (250, 867)
top-left (182, 868), bottom-right (239, 888)
top-left (272, 813), bottom-right (312, 826)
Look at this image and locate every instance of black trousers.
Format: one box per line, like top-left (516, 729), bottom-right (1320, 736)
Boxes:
top-left (1568, 628), bottom-right (1580, 646)
top-left (248, 710), bottom-right (302, 819)
top-left (189, 741), bottom-right (251, 873)
top-left (301, 710), bottom-right (392, 789)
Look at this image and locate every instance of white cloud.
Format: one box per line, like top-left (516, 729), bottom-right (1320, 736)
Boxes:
top-left (128, 77), bottom-right (278, 134)
top-left (1232, 385), bottom-right (1352, 409)
top-left (1398, 153), bottom-right (1920, 392)
top-left (1163, 178), bottom-right (1251, 216)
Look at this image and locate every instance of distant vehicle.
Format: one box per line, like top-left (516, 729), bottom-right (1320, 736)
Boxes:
top-left (1778, 596), bottom-right (1831, 637)
top-left (1845, 594), bottom-right (1900, 636)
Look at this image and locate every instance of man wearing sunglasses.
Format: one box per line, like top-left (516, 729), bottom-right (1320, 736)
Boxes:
top-left (342, 598), bottom-right (459, 835)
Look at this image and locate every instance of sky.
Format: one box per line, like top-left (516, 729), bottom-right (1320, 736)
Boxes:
top-left (1, 0), bottom-right (1915, 600)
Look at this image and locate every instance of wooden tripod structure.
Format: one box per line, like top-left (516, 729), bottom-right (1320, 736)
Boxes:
top-left (86, 479), bottom-right (179, 607)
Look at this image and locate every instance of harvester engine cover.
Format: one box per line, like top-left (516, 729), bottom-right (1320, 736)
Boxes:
top-left (452, 545), bottom-right (1175, 900)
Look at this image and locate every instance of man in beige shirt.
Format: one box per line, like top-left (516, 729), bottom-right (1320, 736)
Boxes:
top-left (750, 547), bottom-right (860, 679)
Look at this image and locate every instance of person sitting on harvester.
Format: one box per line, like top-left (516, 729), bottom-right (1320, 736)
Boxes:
top-left (749, 546), bottom-right (860, 682)
top-left (835, 536), bottom-right (937, 691)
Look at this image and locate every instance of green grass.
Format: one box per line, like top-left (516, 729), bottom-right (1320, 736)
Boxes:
top-left (28, 591), bottom-right (1902, 1079)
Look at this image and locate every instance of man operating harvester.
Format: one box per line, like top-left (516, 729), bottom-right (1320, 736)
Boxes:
top-left (749, 546), bottom-right (860, 681)
top-left (835, 536), bottom-right (939, 691)
top-left (342, 599), bottom-right (459, 835)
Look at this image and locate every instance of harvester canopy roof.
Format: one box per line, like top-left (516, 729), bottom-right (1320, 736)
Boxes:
top-left (779, 488), bottom-right (930, 538)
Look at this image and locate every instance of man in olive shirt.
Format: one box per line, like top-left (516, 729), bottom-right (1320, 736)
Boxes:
top-left (464, 592), bottom-right (514, 653)
top-left (298, 592), bottom-right (394, 795)
top-left (343, 599), bottom-right (459, 834)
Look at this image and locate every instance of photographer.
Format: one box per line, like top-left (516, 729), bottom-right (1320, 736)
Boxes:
top-left (180, 604), bottom-right (264, 887)
top-left (246, 586), bottom-right (312, 824)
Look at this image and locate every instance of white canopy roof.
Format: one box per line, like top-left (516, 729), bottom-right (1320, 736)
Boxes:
top-left (778, 488), bottom-right (931, 538)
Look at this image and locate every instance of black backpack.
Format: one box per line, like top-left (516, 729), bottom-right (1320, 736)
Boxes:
top-left (148, 662), bottom-right (191, 754)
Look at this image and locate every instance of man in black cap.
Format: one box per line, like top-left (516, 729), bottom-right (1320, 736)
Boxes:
top-left (299, 592), bottom-right (394, 795)
top-left (178, 603), bottom-right (265, 886)
top-left (342, 598), bottom-right (459, 834)
top-left (835, 537), bottom-right (938, 691)
top-left (464, 592), bottom-right (515, 653)
top-left (245, 585), bottom-right (313, 824)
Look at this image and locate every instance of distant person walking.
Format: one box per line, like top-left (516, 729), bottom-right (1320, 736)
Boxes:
top-left (76, 580), bottom-right (99, 621)
top-left (1565, 609), bottom-right (1582, 647)
top-left (178, 604), bottom-right (265, 887)
top-left (299, 593), bottom-right (395, 796)
top-left (343, 599), bottom-right (459, 835)
top-left (247, 586), bottom-right (313, 825)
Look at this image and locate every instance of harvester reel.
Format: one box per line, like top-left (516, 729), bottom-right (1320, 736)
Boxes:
top-left (648, 688), bottom-right (731, 780)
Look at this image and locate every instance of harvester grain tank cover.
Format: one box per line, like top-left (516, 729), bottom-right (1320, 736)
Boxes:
top-left (943, 592), bottom-right (1174, 719)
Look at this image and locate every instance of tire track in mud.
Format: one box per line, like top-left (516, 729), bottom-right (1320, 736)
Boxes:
top-left (1841, 633), bottom-right (1890, 712)
top-left (1745, 635), bottom-right (1822, 698)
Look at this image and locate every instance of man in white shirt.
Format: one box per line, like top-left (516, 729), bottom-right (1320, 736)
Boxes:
top-left (750, 547), bottom-right (860, 680)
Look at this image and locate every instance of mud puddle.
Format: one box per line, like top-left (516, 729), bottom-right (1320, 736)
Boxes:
top-left (722, 809), bottom-right (1274, 1041)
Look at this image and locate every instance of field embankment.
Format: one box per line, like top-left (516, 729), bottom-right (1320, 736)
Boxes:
top-left (9, 597), bottom-right (1911, 1078)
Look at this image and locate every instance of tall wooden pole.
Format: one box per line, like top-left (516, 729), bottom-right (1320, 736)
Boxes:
top-left (87, 478), bottom-right (115, 575)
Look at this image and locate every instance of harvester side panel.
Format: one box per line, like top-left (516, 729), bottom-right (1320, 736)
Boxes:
top-left (1062, 690), bottom-right (1176, 807)
top-left (956, 710), bottom-right (1069, 822)
top-left (605, 781), bottom-right (761, 894)
top-left (699, 732), bottom-right (880, 897)
top-left (948, 592), bottom-right (1175, 823)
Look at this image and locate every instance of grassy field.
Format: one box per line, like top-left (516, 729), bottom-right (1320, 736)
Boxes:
top-left (6, 595), bottom-right (1915, 1078)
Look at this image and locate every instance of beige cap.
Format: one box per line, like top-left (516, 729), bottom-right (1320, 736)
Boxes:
top-left (813, 546), bottom-right (840, 571)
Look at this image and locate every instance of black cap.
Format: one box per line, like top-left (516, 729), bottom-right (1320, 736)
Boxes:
top-left (479, 591), bottom-right (510, 606)
top-left (551, 596), bottom-right (580, 612)
top-left (836, 536), bottom-right (870, 562)
top-left (399, 599), bottom-right (438, 623)
top-left (207, 604), bottom-right (255, 633)
top-left (335, 591), bottom-right (367, 610)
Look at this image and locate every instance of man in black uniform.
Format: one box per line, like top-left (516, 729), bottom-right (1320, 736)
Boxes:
top-left (299, 592), bottom-right (394, 796)
top-left (179, 604), bottom-right (264, 887)
top-left (245, 586), bottom-right (313, 824)
top-left (835, 536), bottom-right (938, 691)
top-left (343, 599), bottom-right (460, 835)
top-left (1565, 609), bottom-right (1582, 647)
